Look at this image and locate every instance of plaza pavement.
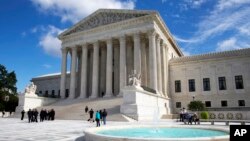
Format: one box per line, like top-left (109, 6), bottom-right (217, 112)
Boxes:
top-left (0, 117), bottom-right (235, 141)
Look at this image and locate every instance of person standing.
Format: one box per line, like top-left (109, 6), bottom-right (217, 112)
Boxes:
top-left (27, 109), bottom-right (32, 123)
top-left (21, 110), bottom-right (25, 120)
top-left (51, 109), bottom-right (55, 120)
top-left (102, 109), bottom-right (107, 125)
top-left (2, 110), bottom-right (5, 118)
top-left (95, 111), bottom-right (100, 127)
top-left (40, 109), bottom-right (44, 122)
top-left (85, 106), bottom-right (88, 113)
top-left (99, 110), bottom-right (103, 124)
top-left (34, 109), bottom-right (38, 122)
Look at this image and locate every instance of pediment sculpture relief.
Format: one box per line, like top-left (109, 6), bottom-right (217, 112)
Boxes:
top-left (65, 12), bottom-right (148, 36)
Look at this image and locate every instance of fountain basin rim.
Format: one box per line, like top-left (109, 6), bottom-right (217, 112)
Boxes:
top-left (84, 125), bottom-right (229, 141)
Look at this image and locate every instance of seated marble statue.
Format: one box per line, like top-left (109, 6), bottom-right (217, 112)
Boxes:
top-left (24, 82), bottom-right (37, 94)
top-left (128, 70), bottom-right (141, 87)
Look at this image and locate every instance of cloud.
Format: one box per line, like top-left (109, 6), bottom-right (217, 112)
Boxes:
top-left (30, 0), bottom-right (135, 23)
top-left (42, 64), bottom-right (52, 69)
top-left (216, 37), bottom-right (250, 52)
top-left (173, 35), bottom-right (198, 43)
top-left (175, 0), bottom-right (250, 52)
top-left (38, 25), bottom-right (65, 57)
top-left (181, 48), bottom-right (191, 56)
top-left (178, 0), bottom-right (207, 11)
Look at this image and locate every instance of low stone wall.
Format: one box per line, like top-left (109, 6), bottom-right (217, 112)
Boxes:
top-left (207, 111), bottom-right (250, 120)
top-left (120, 86), bottom-right (171, 121)
top-left (16, 94), bottom-right (59, 112)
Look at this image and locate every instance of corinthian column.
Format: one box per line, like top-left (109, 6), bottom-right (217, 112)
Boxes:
top-left (165, 45), bottom-right (169, 97)
top-left (79, 45), bottom-right (88, 98)
top-left (60, 48), bottom-right (67, 98)
top-left (69, 47), bottom-right (77, 99)
top-left (161, 42), bottom-right (167, 96)
top-left (90, 42), bottom-right (99, 98)
top-left (105, 39), bottom-right (113, 97)
top-left (156, 37), bottom-right (162, 95)
top-left (133, 33), bottom-right (141, 75)
top-left (148, 30), bottom-right (158, 92)
top-left (119, 35), bottom-right (126, 94)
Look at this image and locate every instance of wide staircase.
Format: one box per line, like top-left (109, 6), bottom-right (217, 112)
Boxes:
top-left (36, 97), bottom-right (128, 121)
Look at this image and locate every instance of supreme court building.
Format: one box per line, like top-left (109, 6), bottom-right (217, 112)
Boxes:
top-left (32, 9), bottom-right (250, 114)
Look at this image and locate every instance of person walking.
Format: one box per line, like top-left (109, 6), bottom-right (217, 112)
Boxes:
top-left (102, 109), bottom-right (108, 125)
top-left (21, 110), bottom-right (25, 120)
top-left (88, 109), bottom-right (94, 122)
top-left (99, 110), bottom-right (103, 124)
top-left (95, 110), bottom-right (101, 127)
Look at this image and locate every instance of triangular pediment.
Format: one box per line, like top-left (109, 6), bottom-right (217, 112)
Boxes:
top-left (60, 9), bottom-right (155, 37)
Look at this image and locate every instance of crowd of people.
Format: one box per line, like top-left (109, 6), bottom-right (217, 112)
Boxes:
top-left (21, 109), bottom-right (55, 123)
top-left (179, 108), bottom-right (200, 125)
top-left (85, 106), bottom-right (108, 127)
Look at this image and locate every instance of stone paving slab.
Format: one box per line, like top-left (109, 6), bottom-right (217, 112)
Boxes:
top-left (0, 117), bottom-right (236, 141)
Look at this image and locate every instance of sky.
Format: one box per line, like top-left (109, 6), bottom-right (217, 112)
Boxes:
top-left (0, 0), bottom-right (250, 92)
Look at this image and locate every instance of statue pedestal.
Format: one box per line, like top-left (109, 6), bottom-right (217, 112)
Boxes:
top-left (120, 86), bottom-right (171, 121)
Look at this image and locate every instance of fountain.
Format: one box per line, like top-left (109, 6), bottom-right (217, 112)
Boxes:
top-left (84, 125), bottom-right (229, 141)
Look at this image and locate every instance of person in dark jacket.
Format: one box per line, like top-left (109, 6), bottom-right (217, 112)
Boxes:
top-left (21, 110), bottom-right (25, 120)
top-left (34, 109), bottom-right (38, 122)
top-left (102, 109), bottom-right (108, 125)
top-left (88, 109), bottom-right (94, 122)
top-left (51, 109), bottom-right (55, 120)
top-left (27, 109), bottom-right (32, 123)
top-left (85, 106), bottom-right (88, 113)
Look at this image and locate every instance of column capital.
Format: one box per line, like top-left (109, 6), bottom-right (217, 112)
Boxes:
top-left (81, 44), bottom-right (87, 48)
top-left (71, 47), bottom-right (78, 51)
top-left (106, 38), bottom-right (112, 45)
top-left (133, 32), bottom-right (140, 39)
top-left (147, 30), bottom-right (157, 37)
top-left (93, 41), bottom-right (99, 47)
top-left (119, 35), bottom-right (126, 41)
top-left (156, 36), bottom-right (161, 42)
top-left (61, 48), bottom-right (67, 53)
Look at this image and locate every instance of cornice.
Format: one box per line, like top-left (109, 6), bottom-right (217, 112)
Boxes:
top-left (169, 48), bottom-right (250, 64)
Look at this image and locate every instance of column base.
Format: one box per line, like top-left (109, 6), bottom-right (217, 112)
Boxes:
top-left (89, 96), bottom-right (97, 99)
top-left (104, 94), bottom-right (113, 98)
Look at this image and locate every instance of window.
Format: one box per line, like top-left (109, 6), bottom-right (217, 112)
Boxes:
top-left (175, 80), bottom-right (181, 92)
top-left (39, 91), bottom-right (42, 94)
top-left (176, 102), bottom-right (181, 108)
top-left (218, 77), bottom-right (226, 90)
top-left (221, 101), bottom-right (227, 107)
top-left (58, 90), bottom-right (60, 97)
top-left (203, 78), bottom-right (210, 91)
top-left (238, 100), bottom-right (245, 107)
top-left (235, 75), bottom-right (244, 89)
top-left (188, 79), bottom-right (195, 92)
top-left (205, 101), bottom-right (211, 107)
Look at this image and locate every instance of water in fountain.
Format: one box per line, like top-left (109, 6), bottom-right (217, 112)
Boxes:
top-left (152, 107), bottom-right (160, 133)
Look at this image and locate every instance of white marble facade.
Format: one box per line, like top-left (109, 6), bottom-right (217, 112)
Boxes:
top-left (57, 9), bottom-right (181, 99)
top-left (32, 9), bottom-right (250, 114)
